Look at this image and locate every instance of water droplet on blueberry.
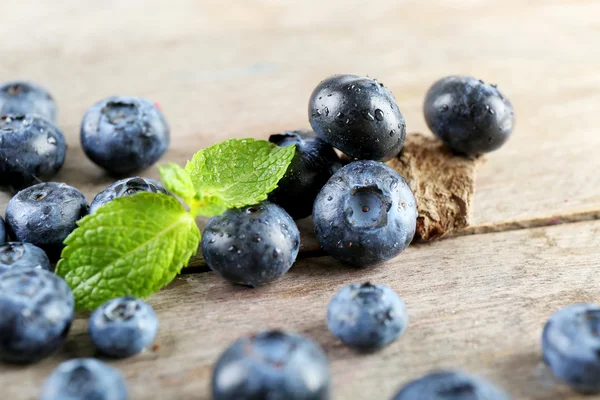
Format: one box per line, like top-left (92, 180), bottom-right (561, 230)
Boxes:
top-left (362, 110), bottom-right (375, 121)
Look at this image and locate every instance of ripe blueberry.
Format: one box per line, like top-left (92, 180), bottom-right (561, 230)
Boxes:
top-left (327, 282), bottom-right (407, 350)
top-left (0, 81), bottom-right (57, 121)
top-left (309, 74), bottom-right (406, 161)
top-left (89, 176), bottom-right (168, 214)
top-left (0, 216), bottom-right (5, 243)
top-left (5, 182), bottom-right (89, 260)
top-left (0, 242), bottom-right (52, 273)
top-left (202, 202), bottom-right (300, 287)
top-left (89, 296), bottom-right (158, 358)
top-left (313, 160), bottom-right (417, 267)
top-left (424, 76), bottom-right (515, 155)
top-left (212, 330), bottom-right (330, 400)
top-left (0, 114), bottom-right (66, 189)
top-left (392, 370), bottom-right (512, 399)
top-left (268, 130), bottom-right (341, 220)
top-left (0, 268), bottom-right (74, 363)
top-left (542, 303), bottom-right (600, 393)
top-left (80, 96), bottom-right (170, 175)
top-left (40, 358), bottom-right (128, 400)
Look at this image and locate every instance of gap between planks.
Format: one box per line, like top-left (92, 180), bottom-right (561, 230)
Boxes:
top-left (183, 208), bottom-right (600, 273)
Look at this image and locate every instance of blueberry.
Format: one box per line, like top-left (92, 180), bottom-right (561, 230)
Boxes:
top-left (0, 242), bottom-right (52, 273)
top-left (0, 268), bottom-right (74, 363)
top-left (268, 130), bottom-right (341, 220)
top-left (40, 358), bottom-right (128, 400)
top-left (0, 216), bottom-right (5, 243)
top-left (542, 303), bottom-right (600, 393)
top-left (308, 74), bottom-right (406, 161)
top-left (392, 370), bottom-right (512, 399)
top-left (81, 96), bottom-right (170, 175)
top-left (5, 182), bottom-right (88, 260)
top-left (89, 176), bottom-right (169, 214)
top-left (212, 330), bottom-right (330, 400)
top-left (327, 282), bottom-right (407, 350)
top-left (0, 81), bottom-right (57, 121)
top-left (0, 114), bottom-right (66, 188)
top-left (89, 295), bottom-right (158, 358)
top-left (313, 160), bottom-right (417, 267)
top-left (424, 76), bottom-right (515, 156)
top-left (202, 201), bottom-right (300, 287)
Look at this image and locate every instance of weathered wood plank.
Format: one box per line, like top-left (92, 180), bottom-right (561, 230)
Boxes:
top-left (2, 220), bottom-right (600, 399)
top-left (1, 0), bottom-right (600, 231)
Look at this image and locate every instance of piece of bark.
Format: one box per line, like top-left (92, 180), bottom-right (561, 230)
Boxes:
top-left (387, 133), bottom-right (485, 241)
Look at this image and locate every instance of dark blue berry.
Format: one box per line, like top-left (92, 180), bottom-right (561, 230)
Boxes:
top-left (542, 303), bottom-right (600, 393)
top-left (89, 296), bottom-right (158, 358)
top-left (212, 330), bottom-right (330, 400)
top-left (309, 74), bottom-right (406, 161)
top-left (393, 370), bottom-right (512, 399)
top-left (0, 268), bottom-right (74, 363)
top-left (81, 96), bottom-right (170, 176)
top-left (0, 216), bottom-right (5, 243)
top-left (40, 358), bottom-right (128, 400)
top-left (0, 114), bottom-right (66, 189)
top-left (327, 282), bottom-right (407, 350)
top-left (313, 160), bottom-right (417, 266)
top-left (424, 76), bottom-right (515, 155)
top-left (89, 176), bottom-right (168, 214)
top-left (0, 81), bottom-right (56, 121)
top-left (5, 182), bottom-right (88, 260)
top-left (0, 242), bottom-right (52, 273)
top-left (268, 130), bottom-right (341, 220)
top-left (202, 202), bottom-right (300, 287)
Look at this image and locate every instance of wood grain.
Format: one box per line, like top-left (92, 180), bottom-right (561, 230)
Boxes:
top-left (2, 220), bottom-right (600, 399)
top-left (1, 1), bottom-right (600, 399)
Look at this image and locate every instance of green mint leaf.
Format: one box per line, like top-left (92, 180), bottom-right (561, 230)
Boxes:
top-left (158, 163), bottom-right (196, 202)
top-left (56, 192), bottom-right (200, 311)
top-left (184, 138), bottom-right (295, 216)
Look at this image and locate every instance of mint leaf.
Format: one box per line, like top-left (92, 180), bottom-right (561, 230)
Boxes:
top-left (159, 163), bottom-right (196, 201)
top-left (56, 193), bottom-right (200, 310)
top-left (185, 138), bottom-right (295, 216)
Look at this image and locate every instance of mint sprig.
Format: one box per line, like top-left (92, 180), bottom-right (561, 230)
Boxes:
top-left (185, 138), bottom-right (295, 216)
top-left (57, 138), bottom-right (295, 310)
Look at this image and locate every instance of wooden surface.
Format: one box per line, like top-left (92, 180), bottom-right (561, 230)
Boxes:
top-left (1, 0), bottom-right (600, 399)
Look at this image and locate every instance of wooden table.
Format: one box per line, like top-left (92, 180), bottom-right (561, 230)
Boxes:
top-left (1, 1), bottom-right (599, 398)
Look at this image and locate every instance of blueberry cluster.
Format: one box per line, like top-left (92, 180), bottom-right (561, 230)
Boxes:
top-left (0, 81), bottom-right (170, 191)
top-left (0, 175), bottom-right (166, 398)
top-left (5, 73), bottom-right (593, 400)
top-left (0, 267), bottom-right (156, 398)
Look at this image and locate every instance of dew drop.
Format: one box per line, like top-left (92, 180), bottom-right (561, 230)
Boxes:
top-left (374, 109), bottom-right (384, 121)
top-left (389, 130), bottom-right (395, 137)
top-left (327, 196), bottom-right (333, 201)
top-left (47, 135), bottom-right (56, 145)
top-left (362, 110), bottom-right (375, 121)
top-left (209, 238), bottom-right (216, 244)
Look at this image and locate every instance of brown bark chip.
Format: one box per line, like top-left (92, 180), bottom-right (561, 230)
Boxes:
top-left (387, 133), bottom-right (486, 241)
